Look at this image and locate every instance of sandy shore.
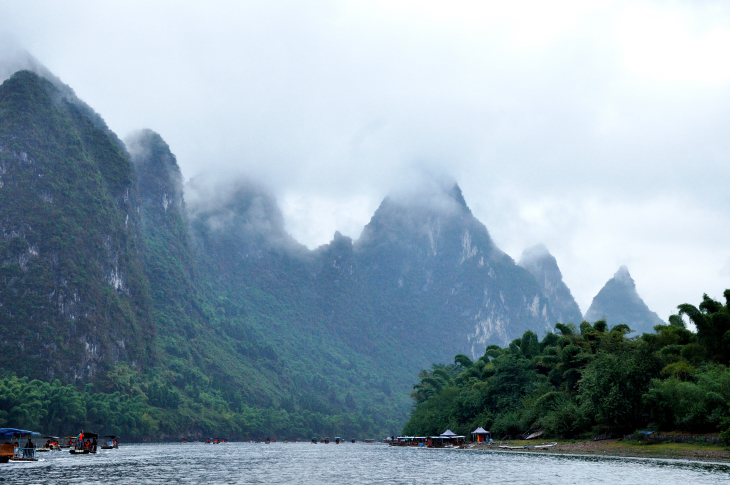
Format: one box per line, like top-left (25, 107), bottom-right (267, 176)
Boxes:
top-left (470, 439), bottom-right (730, 463)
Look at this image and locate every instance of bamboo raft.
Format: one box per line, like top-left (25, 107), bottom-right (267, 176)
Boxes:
top-left (499, 442), bottom-right (557, 450)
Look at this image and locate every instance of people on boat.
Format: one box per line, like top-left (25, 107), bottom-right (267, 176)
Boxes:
top-left (23, 437), bottom-right (35, 458)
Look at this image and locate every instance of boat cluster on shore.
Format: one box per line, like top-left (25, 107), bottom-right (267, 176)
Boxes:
top-left (387, 428), bottom-right (491, 448)
top-left (0, 428), bottom-right (119, 462)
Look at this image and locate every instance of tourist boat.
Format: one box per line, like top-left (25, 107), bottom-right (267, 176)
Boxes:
top-left (0, 428), bottom-right (42, 462)
top-left (36, 436), bottom-right (60, 452)
top-left (390, 436), bottom-right (428, 447)
top-left (427, 430), bottom-right (466, 448)
top-left (311, 437), bottom-right (317, 444)
top-left (70, 432), bottom-right (99, 454)
top-left (101, 435), bottom-right (118, 450)
top-left (60, 436), bottom-right (75, 449)
top-left (351, 438), bottom-right (356, 443)
top-left (334, 437), bottom-right (341, 444)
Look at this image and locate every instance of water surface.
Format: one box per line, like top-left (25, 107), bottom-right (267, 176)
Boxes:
top-left (5, 442), bottom-right (730, 484)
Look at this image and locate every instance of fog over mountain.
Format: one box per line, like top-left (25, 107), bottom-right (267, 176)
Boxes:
top-left (2, 2), bottom-right (730, 344)
top-left (519, 244), bottom-right (583, 325)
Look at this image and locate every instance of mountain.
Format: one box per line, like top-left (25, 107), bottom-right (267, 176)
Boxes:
top-left (353, 183), bottom-right (556, 356)
top-left (0, 70), bottom-right (155, 382)
top-left (584, 266), bottom-right (665, 333)
top-left (0, 66), bottom-right (596, 440)
top-left (518, 244), bottom-right (582, 325)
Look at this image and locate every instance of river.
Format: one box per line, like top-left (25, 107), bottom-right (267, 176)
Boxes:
top-left (4, 442), bottom-right (730, 484)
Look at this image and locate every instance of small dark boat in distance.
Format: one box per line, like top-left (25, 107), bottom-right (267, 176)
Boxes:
top-left (351, 438), bottom-right (356, 443)
top-left (311, 437), bottom-right (317, 444)
top-left (101, 436), bottom-right (118, 450)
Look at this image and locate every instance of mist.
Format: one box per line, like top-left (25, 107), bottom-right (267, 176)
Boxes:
top-left (2, 0), bottom-right (730, 319)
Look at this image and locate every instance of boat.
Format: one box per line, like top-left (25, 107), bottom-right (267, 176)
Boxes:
top-left (69, 432), bottom-right (99, 454)
top-left (498, 442), bottom-right (557, 450)
top-left (391, 436), bottom-right (428, 447)
top-left (426, 430), bottom-right (466, 448)
top-left (311, 437), bottom-right (317, 444)
top-left (0, 428), bottom-right (42, 461)
top-left (334, 437), bottom-right (341, 444)
top-left (60, 436), bottom-right (75, 449)
top-left (101, 435), bottom-right (118, 450)
top-left (40, 436), bottom-right (61, 451)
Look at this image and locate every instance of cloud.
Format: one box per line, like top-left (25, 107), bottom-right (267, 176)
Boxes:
top-left (2, 0), bottom-right (730, 321)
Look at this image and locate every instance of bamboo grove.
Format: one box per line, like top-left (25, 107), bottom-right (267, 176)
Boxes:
top-left (403, 291), bottom-right (730, 444)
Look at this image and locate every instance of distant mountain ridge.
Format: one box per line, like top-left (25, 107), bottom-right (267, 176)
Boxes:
top-left (353, 183), bottom-right (557, 355)
top-left (0, 66), bottom-right (665, 438)
top-left (584, 266), bottom-right (665, 334)
top-left (519, 244), bottom-right (583, 325)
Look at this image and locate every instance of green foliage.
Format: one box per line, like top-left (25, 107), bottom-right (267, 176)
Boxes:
top-left (404, 292), bottom-right (730, 439)
top-left (0, 72), bottom-right (407, 440)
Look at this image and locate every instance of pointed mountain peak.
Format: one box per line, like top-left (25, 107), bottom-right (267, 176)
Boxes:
top-left (377, 179), bottom-right (472, 218)
top-left (446, 182), bottom-right (468, 210)
top-left (126, 129), bottom-right (185, 217)
top-left (585, 266), bottom-right (664, 333)
top-left (519, 244), bottom-right (553, 266)
top-left (0, 67), bottom-right (123, 152)
top-left (1, 49), bottom-right (61, 87)
top-left (613, 265), bottom-right (633, 285)
top-left (519, 245), bottom-right (582, 324)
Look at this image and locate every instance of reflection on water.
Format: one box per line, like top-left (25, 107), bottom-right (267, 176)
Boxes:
top-left (4, 442), bottom-right (730, 484)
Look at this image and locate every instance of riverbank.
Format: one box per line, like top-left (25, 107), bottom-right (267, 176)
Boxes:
top-left (471, 439), bottom-right (730, 462)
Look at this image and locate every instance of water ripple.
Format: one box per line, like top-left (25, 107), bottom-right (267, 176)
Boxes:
top-left (4, 442), bottom-right (730, 484)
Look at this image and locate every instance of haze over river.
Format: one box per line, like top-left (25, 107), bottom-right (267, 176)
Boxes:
top-left (5, 442), bottom-right (730, 484)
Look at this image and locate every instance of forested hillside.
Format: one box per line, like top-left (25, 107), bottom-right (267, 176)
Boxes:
top-left (0, 70), bottom-right (155, 381)
top-left (403, 291), bottom-right (730, 443)
top-left (0, 67), bottom-right (665, 441)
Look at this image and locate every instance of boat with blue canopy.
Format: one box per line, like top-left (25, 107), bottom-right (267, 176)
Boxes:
top-left (0, 428), bottom-right (41, 462)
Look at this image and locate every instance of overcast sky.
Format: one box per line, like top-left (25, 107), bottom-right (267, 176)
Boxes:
top-left (2, 0), bottom-right (730, 321)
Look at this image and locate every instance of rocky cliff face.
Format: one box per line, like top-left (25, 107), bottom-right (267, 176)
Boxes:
top-left (584, 266), bottom-right (665, 334)
top-left (353, 183), bottom-right (555, 357)
top-left (519, 244), bottom-right (583, 325)
top-left (0, 71), bottom-right (155, 381)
